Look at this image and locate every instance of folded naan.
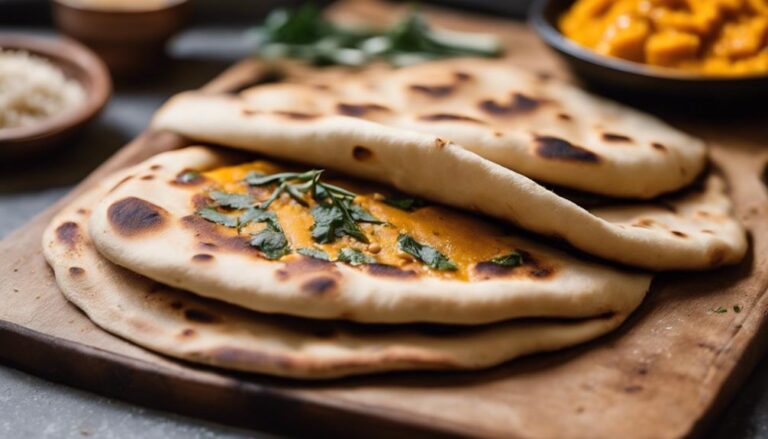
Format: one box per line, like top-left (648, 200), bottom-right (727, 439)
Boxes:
top-left (151, 95), bottom-right (745, 270)
top-left (155, 58), bottom-right (706, 198)
top-left (87, 147), bottom-right (650, 324)
top-left (43, 163), bottom-right (646, 378)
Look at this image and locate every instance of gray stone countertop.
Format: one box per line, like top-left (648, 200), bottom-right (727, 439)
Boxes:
top-left (0, 26), bottom-right (765, 439)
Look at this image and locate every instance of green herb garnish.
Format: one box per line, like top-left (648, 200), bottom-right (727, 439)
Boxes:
top-left (310, 204), bottom-right (368, 243)
top-left (297, 247), bottom-right (331, 261)
top-left (197, 207), bottom-right (239, 228)
top-left (209, 191), bottom-right (254, 210)
top-left (383, 195), bottom-right (427, 211)
top-left (397, 233), bottom-right (457, 271)
top-left (248, 4), bottom-right (502, 67)
top-left (250, 221), bottom-right (290, 260)
top-left (336, 247), bottom-right (376, 266)
top-left (489, 251), bottom-right (524, 268)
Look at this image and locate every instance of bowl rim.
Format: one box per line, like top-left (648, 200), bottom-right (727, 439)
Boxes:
top-left (0, 33), bottom-right (112, 144)
top-left (52, 0), bottom-right (189, 15)
top-left (528, 0), bottom-right (768, 83)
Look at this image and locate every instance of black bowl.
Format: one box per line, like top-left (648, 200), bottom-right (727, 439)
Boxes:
top-left (528, 0), bottom-right (768, 104)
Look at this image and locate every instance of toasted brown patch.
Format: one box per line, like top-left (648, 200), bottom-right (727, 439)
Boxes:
top-left (453, 71), bottom-right (472, 81)
top-left (702, 229), bottom-right (715, 234)
top-left (409, 84), bottom-right (455, 97)
top-left (274, 111), bottom-right (319, 120)
top-left (479, 93), bottom-right (544, 116)
top-left (276, 256), bottom-right (338, 282)
top-left (181, 215), bottom-right (259, 255)
top-left (671, 230), bottom-right (688, 238)
top-left (76, 208), bottom-right (89, 215)
top-left (352, 145), bottom-right (374, 161)
top-left (634, 218), bottom-right (656, 227)
top-left (68, 266), bottom-right (85, 276)
top-left (534, 136), bottom-right (600, 163)
top-left (204, 347), bottom-right (294, 370)
top-left (337, 103), bottom-right (391, 117)
top-left (301, 276), bottom-right (339, 297)
top-left (107, 197), bottom-right (168, 237)
top-left (150, 164), bottom-right (162, 171)
top-left (651, 142), bottom-right (668, 151)
top-left (557, 113), bottom-right (572, 121)
top-left (602, 133), bottom-right (633, 143)
top-left (708, 246), bottom-right (727, 266)
top-left (192, 253), bottom-right (214, 262)
top-left (56, 222), bottom-right (80, 249)
top-left (199, 242), bottom-right (218, 250)
top-left (184, 309), bottom-right (218, 323)
top-left (180, 328), bottom-right (196, 337)
top-left (366, 263), bottom-right (418, 279)
top-left (242, 107), bottom-right (258, 116)
top-left (140, 175), bottom-right (155, 181)
top-left (418, 113), bottom-right (484, 124)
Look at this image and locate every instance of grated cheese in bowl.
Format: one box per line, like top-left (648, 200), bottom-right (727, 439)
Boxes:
top-left (0, 49), bottom-right (86, 130)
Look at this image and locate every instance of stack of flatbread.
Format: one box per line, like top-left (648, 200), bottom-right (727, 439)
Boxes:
top-left (43, 58), bottom-right (747, 379)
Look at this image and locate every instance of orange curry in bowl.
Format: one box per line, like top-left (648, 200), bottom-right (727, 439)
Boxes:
top-left (560, 0), bottom-right (768, 76)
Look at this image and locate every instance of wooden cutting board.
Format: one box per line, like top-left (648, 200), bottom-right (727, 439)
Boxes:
top-left (2, 1), bottom-right (767, 437)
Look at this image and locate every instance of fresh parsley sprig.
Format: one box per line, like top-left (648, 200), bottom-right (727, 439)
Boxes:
top-left (247, 169), bottom-right (380, 244)
top-left (248, 3), bottom-right (502, 67)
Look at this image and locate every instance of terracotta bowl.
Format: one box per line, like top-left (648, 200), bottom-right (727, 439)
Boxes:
top-left (53, 0), bottom-right (190, 78)
top-left (0, 34), bottom-right (111, 160)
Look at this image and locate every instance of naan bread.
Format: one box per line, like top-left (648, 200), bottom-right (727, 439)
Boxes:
top-left (154, 58), bottom-right (706, 198)
top-left (43, 168), bottom-right (644, 379)
top-left (151, 96), bottom-right (745, 270)
top-left (88, 147), bottom-right (650, 324)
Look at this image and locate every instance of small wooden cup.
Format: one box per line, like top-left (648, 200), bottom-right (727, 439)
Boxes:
top-left (52, 0), bottom-right (191, 78)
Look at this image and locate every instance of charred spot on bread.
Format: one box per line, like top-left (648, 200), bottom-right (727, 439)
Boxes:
top-left (557, 113), bottom-right (573, 121)
top-left (479, 93), bottom-right (544, 116)
top-left (534, 136), bottom-right (600, 163)
top-left (149, 164), bottom-right (162, 171)
top-left (56, 222), bottom-right (80, 249)
top-left (418, 113), bottom-right (485, 124)
top-left (108, 197), bottom-right (168, 237)
top-left (651, 142), bottom-right (668, 151)
top-left (409, 84), bottom-right (455, 97)
top-left (273, 111), bottom-right (319, 120)
top-left (602, 133), bottom-right (633, 143)
top-left (192, 253), bottom-right (215, 262)
top-left (671, 230), bottom-right (688, 238)
top-left (203, 347), bottom-right (294, 370)
top-left (184, 308), bottom-right (218, 323)
top-left (301, 276), bottom-right (338, 297)
top-left (352, 145), bottom-right (374, 161)
top-left (276, 256), bottom-right (338, 281)
top-left (68, 266), bottom-right (85, 276)
top-left (337, 103), bottom-right (391, 117)
top-left (180, 328), bottom-right (196, 337)
top-left (366, 263), bottom-right (417, 278)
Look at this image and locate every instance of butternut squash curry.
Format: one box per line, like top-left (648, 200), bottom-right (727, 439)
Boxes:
top-left (560, 0), bottom-right (768, 76)
top-left (189, 161), bottom-right (547, 282)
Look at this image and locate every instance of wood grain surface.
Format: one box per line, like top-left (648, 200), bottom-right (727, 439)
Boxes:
top-left (1, 1), bottom-right (768, 437)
